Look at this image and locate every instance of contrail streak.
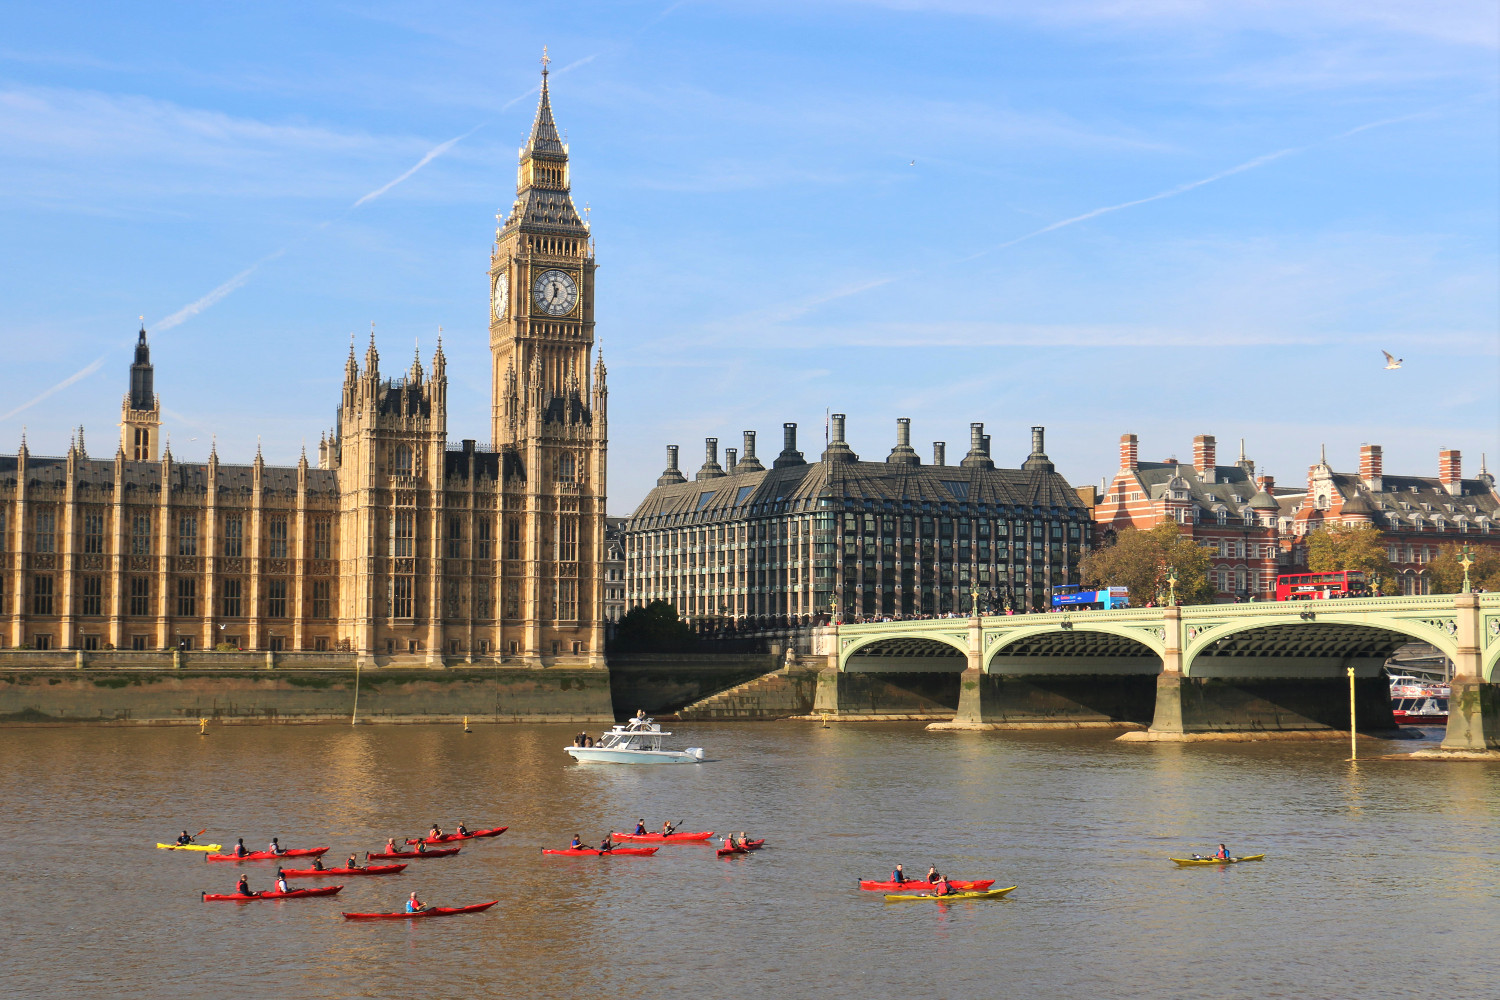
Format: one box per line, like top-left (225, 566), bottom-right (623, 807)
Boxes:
top-left (0, 355), bottom-right (107, 422)
top-left (767, 107), bottom-right (1446, 325)
top-left (350, 125), bottom-right (484, 208)
top-left (156, 249), bottom-right (288, 331)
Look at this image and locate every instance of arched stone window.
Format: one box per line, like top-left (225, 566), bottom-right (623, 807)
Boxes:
top-left (394, 444), bottom-right (413, 477)
top-left (556, 452), bottom-right (576, 484)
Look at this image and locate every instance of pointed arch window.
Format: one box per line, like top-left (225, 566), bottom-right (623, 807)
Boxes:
top-left (394, 444), bottom-right (413, 477)
top-left (557, 452), bottom-right (576, 484)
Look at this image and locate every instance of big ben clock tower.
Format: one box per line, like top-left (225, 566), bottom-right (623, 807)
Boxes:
top-left (489, 50), bottom-right (608, 666)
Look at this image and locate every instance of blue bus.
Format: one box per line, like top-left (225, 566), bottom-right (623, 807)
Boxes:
top-left (1051, 584), bottom-right (1130, 610)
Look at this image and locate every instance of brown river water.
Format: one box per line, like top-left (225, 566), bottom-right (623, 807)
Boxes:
top-left (3, 722), bottom-right (1496, 999)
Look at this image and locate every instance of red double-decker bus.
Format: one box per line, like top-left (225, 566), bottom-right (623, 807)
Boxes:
top-left (1274, 570), bottom-right (1366, 601)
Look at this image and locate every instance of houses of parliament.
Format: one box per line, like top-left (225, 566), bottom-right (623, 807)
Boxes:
top-left (0, 65), bottom-right (608, 666)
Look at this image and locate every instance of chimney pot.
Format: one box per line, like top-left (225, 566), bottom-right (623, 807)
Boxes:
top-left (726, 447), bottom-right (737, 473)
top-left (1193, 434), bottom-right (1216, 479)
top-left (743, 430), bottom-right (756, 458)
top-left (934, 442), bottom-right (946, 466)
top-left (667, 445), bottom-right (679, 471)
top-left (831, 413), bottom-right (846, 445)
top-left (1120, 433), bottom-right (1139, 471)
top-left (896, 418), bottom-right (911, 447)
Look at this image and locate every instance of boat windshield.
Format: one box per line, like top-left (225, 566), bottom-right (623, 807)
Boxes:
top-left (596, 730), bottom-right (664, 751)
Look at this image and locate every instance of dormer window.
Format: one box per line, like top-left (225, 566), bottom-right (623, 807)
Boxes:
top-left (1231, 495), bottom-right (1243, 504)
top-left (1316, 494), bottom-right (1330, 510)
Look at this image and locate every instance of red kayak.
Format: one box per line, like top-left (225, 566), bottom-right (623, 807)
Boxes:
top-left (202, 885), bottom-right (342, 901)
top-left (343, 901), bottom-right (498, 920)
top-left (367, 847), bottom-right (460, 860)
top-left (717, 839), bottom-right (766, 857)
top-left (205, 848), bottom-right (330, 862)
top-left (405, 826), bottom-right (508, 845)
top-left (611, 831), bottom-right (714, 843)
top-left (541, 847), bottom-right (658, 857)
top-left (859, 879), bottom-right (996, 892)
top-left (280, 864), bottom-right (407, 878)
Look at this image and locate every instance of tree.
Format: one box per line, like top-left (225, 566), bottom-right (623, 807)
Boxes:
top-left (611, 600), bottom-right (695, 654)
top-left (1081, 522), bottom-right (1214, 606)
top-left (1427, 543), bottom-right (1500, 595)
top-left (1304, 524), bottom-right (1394, 583)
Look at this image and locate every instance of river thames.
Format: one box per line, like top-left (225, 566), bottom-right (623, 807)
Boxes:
top-left (5, 721), bottom-right (1496, 999)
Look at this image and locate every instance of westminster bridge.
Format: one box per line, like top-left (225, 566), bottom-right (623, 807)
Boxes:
top-left (815, 593), bottom-right (1500, 749)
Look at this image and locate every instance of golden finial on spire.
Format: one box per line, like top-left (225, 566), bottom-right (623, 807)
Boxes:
top-left (541, 45), bottom-right (550, 78)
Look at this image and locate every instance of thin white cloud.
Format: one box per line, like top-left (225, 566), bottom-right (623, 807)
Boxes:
top-left (350, 126), bottom-right (484, 208)
top-left (0, 356), bottom-right (107, 422)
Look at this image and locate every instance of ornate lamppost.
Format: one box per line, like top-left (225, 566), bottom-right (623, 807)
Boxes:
top-left (1458, 544), bottom-right (1475, 594)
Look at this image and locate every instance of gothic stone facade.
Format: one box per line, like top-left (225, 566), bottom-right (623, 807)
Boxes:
top-left (624, 417), bottom-right (1093, 624)
top-left (0, 69), bottom-right (607, 666)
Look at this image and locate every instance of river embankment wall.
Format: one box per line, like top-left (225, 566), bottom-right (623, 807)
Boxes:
top-left (0, 651), bottom-right (614, 725)
top-left (606, 653), bottom-right (779, 717)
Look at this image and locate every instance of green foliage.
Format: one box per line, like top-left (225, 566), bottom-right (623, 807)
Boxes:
top-left (612, 600), bottom-right (695, 654)
top-left (1081, 522), bottom-right (1214, 605)
top-left (1427, 543), bottom-right (1500, 594)
top-left (1305, 524), bottom-right (1394, 579)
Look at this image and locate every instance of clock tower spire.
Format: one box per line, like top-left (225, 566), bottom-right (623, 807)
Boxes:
top-left (490, 50), bottom-right (593, 446)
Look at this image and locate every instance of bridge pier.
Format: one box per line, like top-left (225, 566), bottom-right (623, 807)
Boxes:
top-left (1138, 671), bottom-right (1395, 739)
top-left (1439, 594), bottom-right (1500, 752)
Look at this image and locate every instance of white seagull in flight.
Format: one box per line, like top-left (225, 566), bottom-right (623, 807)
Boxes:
top-left (1382, 351), bottom-right (1403, 370)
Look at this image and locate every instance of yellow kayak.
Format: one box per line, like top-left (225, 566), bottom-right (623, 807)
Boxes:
top-left (885, 886), bottom-right (1017, 902)
top-left (1171, 854), bottom-right (1264, 866)
top-left (156, 843), bottom-right (222, 852)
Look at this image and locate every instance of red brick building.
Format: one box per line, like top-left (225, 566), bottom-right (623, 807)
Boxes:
top-left (1093, 434), bottom-right (1282, 602)
top-left (1280, 445), bottom-right (1499, 594)
top-left (1093, 432), bottom-right (1500, 601)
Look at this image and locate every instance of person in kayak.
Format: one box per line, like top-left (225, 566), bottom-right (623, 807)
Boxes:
top-left (929, 876), bottom-right (956, 898)
top-left (415, 840), bottom-right (428, 854)
top-left (268, 838), bottom-right (286, 856)
top-left (175, 830), bottom-right (194, 846)
top-left (405, 891), bottom-right (427, 914)
top-left (633, 819), bottom-right (647, 836)
top-left (235, 875), bottom-right (253, 897)
top-left (925, 866), bottom-right (940, 884)
top-left (275, 869), bottom-right (290, 894)
top-left (232, 838), bottom-right (249, 858)
top-left (428, 824), bottom-right (443, 841)
top-left (891, 864), bottom-right (908, 884)
top-left (346, 854), bottom-right (361, 870)
top-left (310, 856), bottom-right (325, 872)
top-left (660, 820), bottom-right (677, 837)
top-left (384, 837), bottom-right (399, 854)
top-left (599, 834), bottom-right (615, 854)
top-left (455, 822), bottom-right (470, 837)
top-left (1215, 844), bottom-right (1230, 860)
top-left (569, 834), bottom-right (583, 850)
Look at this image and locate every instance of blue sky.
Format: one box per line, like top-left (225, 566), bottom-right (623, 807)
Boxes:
top-left (2, 0), bottom-right (1496, 511)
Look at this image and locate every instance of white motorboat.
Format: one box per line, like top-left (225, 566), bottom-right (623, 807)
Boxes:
top-left (564, 719), bottom-right (705, 764)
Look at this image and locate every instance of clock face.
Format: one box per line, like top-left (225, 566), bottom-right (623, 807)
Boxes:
top-left (491, 272), bottom-right (508, 320)
top-left (532, 269), bottom-right (578, 317)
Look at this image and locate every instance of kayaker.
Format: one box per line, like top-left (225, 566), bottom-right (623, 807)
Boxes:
top-left (345, 854), bottom-right (361, 870)
top-left (175, 830), bottom-right (194, 846)
top-left (428, 824), bottom-right (444, 841)
top-left (891, 864), bottom-right (908, 884)
top-left (455, 822), bottom-right (470, 837)
top-left (310, 857), bottom-right (325, 872)
top-left (926, 866), bottom-right (940, 883)
top-left (599, 834), bottom-right (615, 854)
top-left (384, 838), bottom-right (399, 854)
top-left (633, 819), bottom-right (647, 836)
top-left (737, 831), bottom-right (751, 848)
top-left (570, 835), bottom-right (583, 850)
top-left (275, 870), bottom-right (290, 894)
top-left (416, 840), bottom-right (428, 854)
top-left (660, 820), bottom-right (676, 837)
top-left (929, 876), bottom-right (955, 898)
top-left (268, 838), bottom-right (286, 856)
top-left (405, 891), bottom-right (427, 914)
top-left (235, 875), bottom-right (253, 897)
top-left (232, 838), bottom-right (249, 858)
top-left (1215, 844), bottom-right (1230, 860)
